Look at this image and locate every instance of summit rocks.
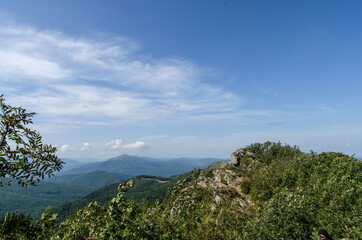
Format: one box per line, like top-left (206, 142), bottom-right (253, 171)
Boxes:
top-left (230, 148), bottom-right (257, 168)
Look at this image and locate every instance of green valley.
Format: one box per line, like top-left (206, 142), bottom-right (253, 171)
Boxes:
top-left (52, 173), bottom-right (192, 222)
top-left (0, 179), bottom-right (93, 218)
top-left (46, 170), bottom-right (131, 190)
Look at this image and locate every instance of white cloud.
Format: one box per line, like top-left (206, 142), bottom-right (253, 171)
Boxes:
top-left (0, 24), bottom-right (243, 126)
top-left (80, 142), bottom-right (91, 151)
top-left (104, 139), bottom-right (146, 150)
top-left (105, 139), bottom-right (123, 150)
top-left (60, 144), bottom-right (73, 152)
top-left (123, 141), bottom-right (146, 149)
top-left (0, 50), bottom-right (69, 80)
top-left (10, 84), bottom-right (150, 120)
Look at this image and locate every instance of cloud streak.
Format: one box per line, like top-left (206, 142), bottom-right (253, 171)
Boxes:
top-left (0, 24), bottom-right (244, 127)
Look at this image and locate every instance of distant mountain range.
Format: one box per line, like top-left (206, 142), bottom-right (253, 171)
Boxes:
top-left (59, 154), bottom-right (227, 178)
top-left (1, 155), bottom-right (226, 218)
top-left (55, 158), bottom-right (86, 175)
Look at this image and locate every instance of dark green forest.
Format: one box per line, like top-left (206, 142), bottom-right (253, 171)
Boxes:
top-left (45, 170), bottom-right (131, 190)
top-left (1, 142), bottom-right (361, 239)
top-left (0, 179), bottom-right (93, 218)
top-left (52, 173), bottom-right (192, 222)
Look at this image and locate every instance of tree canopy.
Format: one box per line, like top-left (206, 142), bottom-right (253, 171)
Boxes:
top-left (0, 94), bottom-right (63, 187)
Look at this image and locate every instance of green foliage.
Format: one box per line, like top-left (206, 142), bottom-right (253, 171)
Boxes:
top-left (52, 180), bottom-right (143, 239)
top-left (246, 141), bottom-right (302, 165)
top-left (125, 173), bottom-right (191, 203)
top-left (0, 179), bottom-right (92, 218)
top-left (0, 212), bottom-right (37, 239)
top-left (38, 207), bottom-right (58, 233)
top-left (0, 95), bottom-right (64, 187)
top-left (52, 172), bottom-right (193, 222)
top-left (244, 190), bottom-right (315, 239)
top-left (54, 201), bottom-right (107, 239)
top-left (0, 208), bottom-right (58, 239)
top-left (1, 142), bottom-right (360, 239)
top-left (51, 182), bottom-right (120, 223)
top-left (243, 142), bottom-right (362, 239)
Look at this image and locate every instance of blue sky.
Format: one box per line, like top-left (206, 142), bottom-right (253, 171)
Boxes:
top-left (1, 0), bottom-right (361, 160)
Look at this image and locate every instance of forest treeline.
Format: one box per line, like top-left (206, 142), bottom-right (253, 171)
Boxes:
top-left (1, 142), bottom-right (361, 239)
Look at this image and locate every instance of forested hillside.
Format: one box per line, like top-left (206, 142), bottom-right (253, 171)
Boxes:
top-left (0, 179), bottom-right (93, 218)
top-left (52, 173), bottom-right (192, 222)
top-left (46, 170), bottom-right (131, 190)
top-left (0, 156), bottom-right (223, 220)
top-left (1, 142), bottom-right (361, 239)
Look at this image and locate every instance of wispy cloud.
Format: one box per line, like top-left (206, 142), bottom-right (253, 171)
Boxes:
top-left (140, 135), bottom-right (168, 140)
top-left (0, 49), bottom-right (68, 80)
top-left (0, 24), bottom-right (243, 126)
top-left (170, 136), bottom-right (197, 142)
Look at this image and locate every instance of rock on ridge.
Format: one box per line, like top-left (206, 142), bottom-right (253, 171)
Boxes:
top-left (230, 148), bottom-right (256, 168)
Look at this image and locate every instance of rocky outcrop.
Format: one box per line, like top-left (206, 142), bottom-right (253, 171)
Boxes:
top-left (167, 148), bottom-right (260, 217)
top-left (169, 161), bottom-right (253, 214)
top-left (230, 148), bottom-right (256, 168)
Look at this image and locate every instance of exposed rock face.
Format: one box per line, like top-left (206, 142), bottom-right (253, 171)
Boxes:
top-left (197, 166), bottom-right (252, 207)
top-left (230, 148), bottom-right (256, 168)
top-left (167, 148), bottom-right (260, 217)
top-left (169, 161), bottom-right (253, 215)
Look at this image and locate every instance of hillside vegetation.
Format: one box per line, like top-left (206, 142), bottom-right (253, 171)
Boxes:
top-left (46, 170), bottom-right (131, 190)
top-left (0, 171), bottom-right (129, 219)
top-left (0, 155), bottom-right (223, 220)
top-left (1, 142), bottom-right (361, 239)
top-left (52, 173), bottom-right (192, 222)
top-left (0, 179), bottom-right (92, 218)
